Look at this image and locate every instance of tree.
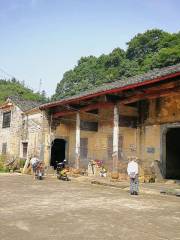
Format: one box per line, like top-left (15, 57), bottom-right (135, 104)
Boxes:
top-left (126, 29), bottom-right (170, 63)
top-left (0, 78), bottom-right (47, 103)
top-left (151, 46), bottom-right (180, 68)
top-left (53, 29), bottom-right (180, 100)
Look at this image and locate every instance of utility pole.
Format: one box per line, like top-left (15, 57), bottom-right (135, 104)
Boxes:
top-left (38, 78), bottom-right (42, 93)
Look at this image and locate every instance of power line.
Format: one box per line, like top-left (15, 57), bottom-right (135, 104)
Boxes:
top-left (0, 67), bottom-right (16, 79)
top-left (0, 66), bottom-right (38, 92)
top-left (0, 75), bottom-right (7, 79)
top-left (38, 78), bottom-right (42, 93)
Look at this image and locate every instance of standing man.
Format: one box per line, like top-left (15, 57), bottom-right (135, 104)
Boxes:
top-left (127, 156), bottom-right (139, 195)
top-left (30, 155), bottom-right (40, 179)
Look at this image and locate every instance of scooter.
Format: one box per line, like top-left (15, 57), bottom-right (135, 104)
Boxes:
top-left (56, 160), bottom-right (70, 181)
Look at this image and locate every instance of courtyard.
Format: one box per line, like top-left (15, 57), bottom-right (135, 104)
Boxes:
top-left (0, 174), bottom-right (180, 240)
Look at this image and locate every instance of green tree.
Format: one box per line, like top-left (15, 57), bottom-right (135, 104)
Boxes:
top-left (0, 78), bottom-right (47, 103)
top-left (53, 29), bottom-right (180, 100)
top-left (126, 29), bottom-right (170, 63)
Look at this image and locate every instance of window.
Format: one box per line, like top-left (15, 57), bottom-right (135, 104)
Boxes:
top-left (80, 138), bottom-right (88, 159)
top-left (119, 115), bottom-right (137, 128)
top-left (80, 120), bottom-right (98, 132)
top-left (80, 138), bottom-right (88, 168)
top-left (2, 143), bottom-right (7, 155)
top-left (22, 142), bottom-right (28, 158)
top-left (2, 111), bottom-right (11, 128)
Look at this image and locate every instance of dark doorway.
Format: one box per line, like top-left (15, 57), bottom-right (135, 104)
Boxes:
top-left (22, 142), bottom-right (28, 158)
top-left (50, 139), bottom-right (66, 169)
top-left (166, 128), bottom-right (180, 179)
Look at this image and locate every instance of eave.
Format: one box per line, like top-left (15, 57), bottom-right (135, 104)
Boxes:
top-left (40, 71), bottom-right (180, 110)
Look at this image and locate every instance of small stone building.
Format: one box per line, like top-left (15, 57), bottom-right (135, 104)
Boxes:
top-left (41, 64), bottom-right (180, 180)
top-left (0, 96), bottom-right (43, 161)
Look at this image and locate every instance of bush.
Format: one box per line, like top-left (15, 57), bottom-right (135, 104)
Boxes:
top-left (0, 155), bottom-right (9, 172)
top-left (18, 159), bottom-right (26, 168)
top-left (0, 155), bottom-right (26, 172)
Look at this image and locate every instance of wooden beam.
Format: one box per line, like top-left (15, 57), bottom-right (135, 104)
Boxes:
top-left (121, 80), bottom-right (180, 100)
top-left (53, 110), bottom-right (76, 118)
top-left (41, 72), bottom-right (180, 110)
top-left (53, 102), bottom-right (114, 118)
top-left (121, 86), bottom-right (180, 104)
top-left (81, 102), bottom-right (114, 112)
top-left (53, 81), bottom-right (180, 117)
top-left (147, 89), bottom-right (180, 100)
top-left (145, 79), bottom-right (180, 92)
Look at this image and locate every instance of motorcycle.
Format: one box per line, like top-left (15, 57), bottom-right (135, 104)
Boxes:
top-left (56, 160), bottom-right (70, 181)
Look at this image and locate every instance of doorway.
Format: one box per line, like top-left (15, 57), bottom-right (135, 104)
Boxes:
top-left (165, 128), bottom-right (180, 179)
top-left (22, 142), bottom-right (28, 158)
top-left (50, 139), bottom-right (66, 169)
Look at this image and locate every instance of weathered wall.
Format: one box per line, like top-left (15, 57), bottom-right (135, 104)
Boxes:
top-left (44, 91), bottom-right (180, 178)
top-left (48, 105), bottom-right (137, 172)
top-left (137, 93), bottom-right (180, 176)
top-left (0, 101), bottom-right (45, 163)
top-left (0, 104), bottom-right (23, 158)
top-left (32, 111), bottom-right (50, 165)
top-left (22, 112), bottom-right (44, 160)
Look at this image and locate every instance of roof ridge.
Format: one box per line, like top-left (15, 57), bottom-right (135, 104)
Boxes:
top-left (8, 95), bottom-right (42, 112)
top-left (41, 63), bottom-right (180, 109)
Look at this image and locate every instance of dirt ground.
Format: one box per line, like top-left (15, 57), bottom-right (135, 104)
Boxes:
top-left (0, 174), bottom-right (180, 240)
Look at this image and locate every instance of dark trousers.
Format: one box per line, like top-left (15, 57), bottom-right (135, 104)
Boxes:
top-left (130, 175), bottom-right (139, 193)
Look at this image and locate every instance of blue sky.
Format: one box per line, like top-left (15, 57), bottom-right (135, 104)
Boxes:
top-left (0, 0), bottom-right (179, 96)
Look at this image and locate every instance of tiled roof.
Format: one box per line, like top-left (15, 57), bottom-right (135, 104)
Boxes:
top-left (8, 96), bottom-right (42, 112)
top-left (41, 63), bottom-right (180, 109)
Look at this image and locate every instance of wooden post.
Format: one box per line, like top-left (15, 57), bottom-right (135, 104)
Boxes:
top-left (22, 115), bottom-right (29, 174)
top-left (112, 105), bottom-right (119, 172)
top-left (75, 112), bottom-right (80, 169)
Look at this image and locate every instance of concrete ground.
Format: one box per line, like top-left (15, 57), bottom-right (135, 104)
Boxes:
top-left (0, 174), bottom-right (180, 240)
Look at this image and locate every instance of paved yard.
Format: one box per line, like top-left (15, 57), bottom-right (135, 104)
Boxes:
top-left (0, 174), bottom-right (180, 240)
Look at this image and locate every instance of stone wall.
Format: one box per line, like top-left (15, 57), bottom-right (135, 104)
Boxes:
top-left (137, 92), bottom-right (180, 179)
top-left (22, 112), bottom-right (44, 160)
top-left (0, 104), bottom-right (23, 158)
top-left (0, 101), bottom-right (45, 163)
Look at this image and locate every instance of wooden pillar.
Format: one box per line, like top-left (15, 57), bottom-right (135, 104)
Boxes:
top-left (112, 105), bottom-right (119, 172)
top-left (22, 115), bottom-right (29, 174)
top-left (48, 113), bottom-right (53, 166)
top-left (75, 112), bottom-right (80, 169)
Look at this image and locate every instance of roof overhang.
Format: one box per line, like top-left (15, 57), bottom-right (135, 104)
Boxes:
top-left (0, 100), bottom-right (13, 110)
top-left (22, 107), bottom-right (41, 115)
top-left (40, 71), bottom-right (180, 110)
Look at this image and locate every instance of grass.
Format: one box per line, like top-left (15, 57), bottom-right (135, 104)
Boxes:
top-left (0, 167), bottom-right (9, 173)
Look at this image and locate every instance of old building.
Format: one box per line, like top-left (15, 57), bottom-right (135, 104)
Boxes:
top-left (41, 64), bottom-right (180, 180)
top-left (1, 65), bottom-right (180, 180)
top-left (0, 96), bottom-right (43, 161)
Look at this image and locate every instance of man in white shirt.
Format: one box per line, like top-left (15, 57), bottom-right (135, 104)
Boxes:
top-left (30, 156), bottom-right (40, 179)
top-left (127, 156), bottom-right (139, 195)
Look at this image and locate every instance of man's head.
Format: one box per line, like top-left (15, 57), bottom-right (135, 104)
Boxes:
top-left (132, 156), bottom-right (138, 162)
top-left (128, 156), bottom-right (133, 162)
top-left (128, 156), bottom-right (137, 162)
